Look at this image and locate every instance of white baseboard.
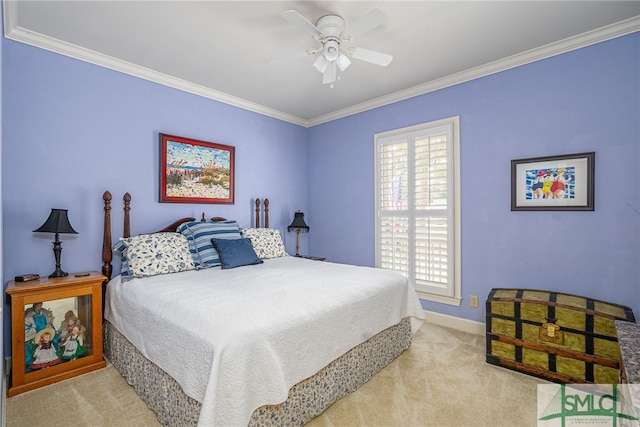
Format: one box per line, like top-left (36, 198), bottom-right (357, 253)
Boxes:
top-left (424, 310), bottom-right (485, 335)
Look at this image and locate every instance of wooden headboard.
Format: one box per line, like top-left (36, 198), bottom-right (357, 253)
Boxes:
top-left (101, 191), bottom-right (270, 282)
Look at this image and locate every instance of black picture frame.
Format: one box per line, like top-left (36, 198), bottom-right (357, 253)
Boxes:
top-left (511, 152), bottom-right (594, 211)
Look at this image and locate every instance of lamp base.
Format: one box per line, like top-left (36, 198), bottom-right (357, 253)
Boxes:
top-left (49, 236), bottom-right (68, 278)
top-left (49, 268), bottom-right (68, 278)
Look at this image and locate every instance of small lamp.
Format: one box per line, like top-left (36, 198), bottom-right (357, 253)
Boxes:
top-left (33, 208), bottom-right (78, 278)
top-left (287, 210), bottom-right (309, 257)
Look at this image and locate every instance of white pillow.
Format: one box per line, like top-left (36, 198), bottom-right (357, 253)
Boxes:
top-left (240, 228), bottom-right (288, 259)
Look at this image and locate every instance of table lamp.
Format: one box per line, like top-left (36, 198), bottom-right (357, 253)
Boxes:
top-left (287, 210), bottom-right (309, 257)
top-left (33, 208), bottom-right (78, 278)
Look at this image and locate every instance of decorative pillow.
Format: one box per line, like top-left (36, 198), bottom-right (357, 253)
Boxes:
top-left (177, 221), bottom-right (242, 269)
top-left (119, 233), bottom-right (195, 279)
top-left (240, 228), bottom-right (288, 259)
top-left (112, 239), bottom-right (133, 282)
top-left (211, 238), bottom-right (263, 269)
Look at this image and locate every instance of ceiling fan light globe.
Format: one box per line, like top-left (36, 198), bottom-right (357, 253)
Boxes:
top-left (337, 54), bottom-right (351, 71)
top-left (322, 61), bottom-right (337, 84)
top-left (313, 55), bottom-right (328, 73)
top-left (323, 40), bottom-right (340, 61)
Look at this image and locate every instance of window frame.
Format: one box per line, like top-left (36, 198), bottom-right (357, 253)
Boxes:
top-left (374, 116), bottom-right (461, 306)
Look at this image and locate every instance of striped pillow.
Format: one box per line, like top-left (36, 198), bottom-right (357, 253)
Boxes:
top-left (177, 221), bottom-right (242, 269)
top-left (113, 239), bottom-right (133, 282)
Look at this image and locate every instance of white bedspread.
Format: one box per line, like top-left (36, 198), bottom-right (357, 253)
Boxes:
top-left (105, 256), bottom-right (425, 426)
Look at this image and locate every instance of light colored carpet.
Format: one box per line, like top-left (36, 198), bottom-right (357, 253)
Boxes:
top-left (6, 323), bottom-right (546, 427)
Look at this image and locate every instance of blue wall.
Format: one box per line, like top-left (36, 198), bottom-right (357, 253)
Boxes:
top-left (2, 40), bottom-right (309, 274)
top-left (308, 33), bottom-right (640, 323)
top-left (2, 40), bottom-right (309, 353)
top-left (2, 28), bottom-right (639, 357)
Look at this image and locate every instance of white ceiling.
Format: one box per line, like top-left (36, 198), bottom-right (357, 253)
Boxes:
top-left (5, 1), bottom-right (640, 126)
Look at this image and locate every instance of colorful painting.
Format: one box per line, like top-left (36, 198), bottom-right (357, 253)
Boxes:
top-left (525, 167), bottom-right (575, 200)
top-left (160, 134), bottom-right (235, 204)
top-left (511, 152), bottom-right (594, 211)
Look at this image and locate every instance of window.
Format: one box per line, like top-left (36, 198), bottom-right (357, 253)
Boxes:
top-left (375, 116), bottom-right (461, 306)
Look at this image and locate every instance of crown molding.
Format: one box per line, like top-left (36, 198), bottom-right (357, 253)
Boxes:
top-left (4, 2), bottom-right (638, 128)
top-left (307, 16), bottom-right (640, 127)
top-left (2, 3), bottom-right (307, 127)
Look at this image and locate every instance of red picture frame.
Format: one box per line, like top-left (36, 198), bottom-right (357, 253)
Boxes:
top-left (159, 133), bottom-right (235, 204)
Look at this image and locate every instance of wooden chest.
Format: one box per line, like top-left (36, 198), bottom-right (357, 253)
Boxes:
top-left (485, 288), bottom-right (635, 384)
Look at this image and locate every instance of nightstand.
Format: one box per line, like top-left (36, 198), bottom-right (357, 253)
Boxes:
top-left (301, 256), bottom-right (326, 261)
top-left (6, 271), bottom-right (107, 396)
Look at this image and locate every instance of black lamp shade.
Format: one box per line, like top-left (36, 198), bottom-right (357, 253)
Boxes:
top-left (34, 209), bottom-right (78, 278)
top-left (33, 209), bottom-right (78, 234)
top-left (287, 211), bottom-right (309, 232)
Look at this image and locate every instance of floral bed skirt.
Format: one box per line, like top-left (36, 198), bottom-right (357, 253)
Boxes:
top-left (104, 318), bottom-right (412, 426)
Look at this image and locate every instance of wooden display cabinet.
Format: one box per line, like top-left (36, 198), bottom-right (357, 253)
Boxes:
top-left (6, 271), bottom-right (107, 396)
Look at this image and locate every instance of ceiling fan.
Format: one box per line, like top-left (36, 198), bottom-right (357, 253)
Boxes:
top-left (279, 8), bottom-right (393, 86)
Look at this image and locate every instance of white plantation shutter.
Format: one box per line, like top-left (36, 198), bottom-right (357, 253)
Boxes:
top-left (375, 117), bottom-right (461, 305)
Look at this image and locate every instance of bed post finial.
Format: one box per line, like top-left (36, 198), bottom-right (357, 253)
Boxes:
top-left (123, 193), bottom-right (131, 238)
top-left (102, 191), bottom-right (113, 282)
top-left (201, 212), bottom-right (206, 222)
top-left (255, 198), bottom-right (261, 228)
top-left (264, 198), bottom-right (269, 228)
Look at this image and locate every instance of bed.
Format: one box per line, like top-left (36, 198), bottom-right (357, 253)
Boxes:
top-left (100, 191), bottom-right (426, 426)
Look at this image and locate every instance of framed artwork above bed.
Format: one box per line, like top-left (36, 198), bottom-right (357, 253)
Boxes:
top-left (159, 133), bottom-right (235, 204)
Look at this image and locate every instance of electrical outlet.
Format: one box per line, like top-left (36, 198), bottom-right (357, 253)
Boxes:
top-left (470, 295), bottom-right (479, 308)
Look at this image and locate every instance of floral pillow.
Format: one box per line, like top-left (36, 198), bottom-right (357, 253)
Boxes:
top-left (115, 233), bottom-right (195, 280)
top-left (240, 228), bottom-right (288, 259)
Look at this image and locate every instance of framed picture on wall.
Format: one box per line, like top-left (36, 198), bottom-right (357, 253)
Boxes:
top-left (160, 133), bottom-right (235, 204)
top-left (511, 152), bottom-right (594, 211)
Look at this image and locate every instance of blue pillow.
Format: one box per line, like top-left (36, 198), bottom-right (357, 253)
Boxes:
top-left (211, 238), bottom-right (263, 269)
top-left (177, 221), bottom-right (242, 269)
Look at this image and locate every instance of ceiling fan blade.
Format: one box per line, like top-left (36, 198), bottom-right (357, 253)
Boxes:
top-left (351, 47), bottom-right (393, 67)
top-left (281, 10), bottom-right (323, 38)
top-left (344, 8), bottom-right (388, 39)
top-left (322, 61), bottom-right (337, 84)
